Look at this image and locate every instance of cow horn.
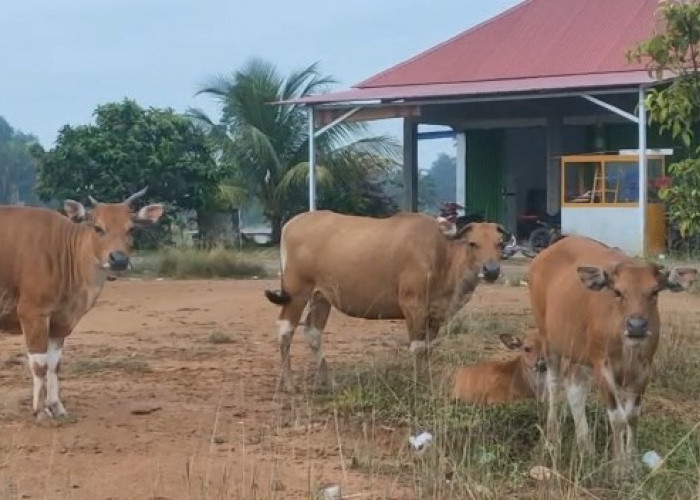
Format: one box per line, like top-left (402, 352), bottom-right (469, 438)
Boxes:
top-left (88, 195), bottom-right (99, 206)
top-left (124, 186), bottom-right (148, 205)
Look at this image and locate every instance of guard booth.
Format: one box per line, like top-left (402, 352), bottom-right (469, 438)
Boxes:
top-left (560, 151), bottom-right (669, 256)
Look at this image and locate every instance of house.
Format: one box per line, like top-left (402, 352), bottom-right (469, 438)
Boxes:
top-left (283, 0), bottom-right (679, 256)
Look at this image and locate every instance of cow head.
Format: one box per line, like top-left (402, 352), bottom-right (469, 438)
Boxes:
top-left (63, 187), bottom-right (164, 272)
top-left (456, 222), bottom-right (508, 282)
top-left (577, 262), bottom-right (698, 340)
top-left (500, 332), bottom-right (548, 400)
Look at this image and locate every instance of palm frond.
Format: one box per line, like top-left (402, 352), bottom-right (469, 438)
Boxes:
top-left (276, 161), bottom-right (334, 195)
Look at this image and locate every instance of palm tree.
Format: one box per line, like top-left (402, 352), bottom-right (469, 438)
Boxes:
top-left (188, 57), bottom-right (400, 243)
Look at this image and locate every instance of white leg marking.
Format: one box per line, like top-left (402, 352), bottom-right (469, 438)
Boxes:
top-left (303, 326), bottom-right (324, 365)
top-left (46, 338), bottom-right (66, 416)
top-left (566, 382), bottom-right (591, 451)
top-left (277, 320), bottom-right (293, 342)
top-left (409, 340), bottom-right (427, 355)
top-left (27, 352), bottom-right (47, 414)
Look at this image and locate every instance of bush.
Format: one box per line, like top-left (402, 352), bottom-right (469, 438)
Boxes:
top-left (136, 247), bottom-right (266, 279)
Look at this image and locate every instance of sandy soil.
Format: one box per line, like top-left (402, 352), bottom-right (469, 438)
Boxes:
top-left (0, 277), bottom-right (698, 499)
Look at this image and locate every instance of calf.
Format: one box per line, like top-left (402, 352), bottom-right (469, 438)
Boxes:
top-left (528, 234), bottom-right (696, 478)
top-left (452, 332), bottom-right (548, 405)
top-left (0, 188), bottom-right (164, 420)
top-left (265, 210), bottom-right (508, 392)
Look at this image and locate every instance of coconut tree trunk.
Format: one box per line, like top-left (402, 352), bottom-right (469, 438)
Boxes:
top-left (269, 215), bottom-right (283, 245)
top-left (196, 209), bottom-right (240, 248)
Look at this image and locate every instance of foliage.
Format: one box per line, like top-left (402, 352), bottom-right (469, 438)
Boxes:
top-left (629, 0), bottom-right (700, 238)
top-left (190, 57), bottom-right (401, 242)
top-left (0, 116), bottom-right (40, 205)
top-left (135, 247), bottom-right (266, 279)
top-left (33, 99), bottom-right (224, 213)
top-left (423, 152), bottom-right (457, 210)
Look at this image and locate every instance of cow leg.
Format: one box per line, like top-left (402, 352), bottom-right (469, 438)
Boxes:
top-left (545, 352), bottom-right (562, 446)
top-left (565, 365), bottom-right (593, 456)
top-left (18, 304), bottom-right (50, 419)
top-left (277, 298), bottom-right (307, 393)
top-left (303, 291), bottom-right (333, 389)
top-left (45, 337), bottom-right (67, 417)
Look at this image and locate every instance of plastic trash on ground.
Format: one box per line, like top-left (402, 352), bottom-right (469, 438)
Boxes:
top-left (642, 450), bottom-right (663, 471)
top-left (408, 431), bottom-right (434, 451)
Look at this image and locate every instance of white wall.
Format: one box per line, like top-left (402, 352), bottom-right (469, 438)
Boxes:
top-left (562, 206), bottom-right (642, 256)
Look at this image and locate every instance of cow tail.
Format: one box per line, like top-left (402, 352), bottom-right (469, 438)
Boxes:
top-left (265, 288), bottom-right (292, 306)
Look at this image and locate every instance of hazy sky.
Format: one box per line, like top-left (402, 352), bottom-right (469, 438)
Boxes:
top-left (1, 0), bottom-right (521, 170)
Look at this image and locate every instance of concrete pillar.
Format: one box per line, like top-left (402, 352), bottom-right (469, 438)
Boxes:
top-left (403, 120), bottom-right (418, 212)
top-left (456, 131), bottom-right (467, 207)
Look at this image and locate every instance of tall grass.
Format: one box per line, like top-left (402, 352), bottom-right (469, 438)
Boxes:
top-left (306, 309), bottom-right (700, 499)
top-left (134, 247), bottom-right (267, 279)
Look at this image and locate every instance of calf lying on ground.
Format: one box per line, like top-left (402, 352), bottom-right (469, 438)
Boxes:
top-left (452, 332), bottom-right (548, 405)
top-left (265, 210), bottom-right (508, 392)
top-left (528, 234), bottom-right (697, 479)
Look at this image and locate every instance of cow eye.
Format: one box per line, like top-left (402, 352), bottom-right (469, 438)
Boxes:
top-left (613, 289), bottom-right (623, 299)
top-left (469, 242), bottom-right (479, 249)
top-left (93, 226), bottom-right (105, 235)
top-left (524, 346), bottom-right (532, 353)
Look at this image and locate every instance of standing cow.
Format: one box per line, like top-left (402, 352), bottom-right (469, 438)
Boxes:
top-left (528, 234), bottom-right (696, 479)
top-left (0, 188), bottom-right (163, 420)
top-left (265, 210), bottom-right (508, 392)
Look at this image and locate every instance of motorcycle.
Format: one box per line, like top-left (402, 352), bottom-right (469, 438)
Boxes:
top-left (438, 202), bottom-right (484, 230)
top-left (438, 202), bottom-right (518, 260)
top-left (526, 212), bottom-right (562, 255)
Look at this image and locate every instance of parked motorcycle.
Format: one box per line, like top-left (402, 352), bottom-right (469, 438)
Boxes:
top-left (526, 212), bottom-right (562, 255)
top-left (438, 202), bottom-right (518, 260)
top-left (438, 202), bottom-right (484, 230)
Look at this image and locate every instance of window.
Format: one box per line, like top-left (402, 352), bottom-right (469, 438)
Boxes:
top-left (561, 155), bottom-right (666, 207)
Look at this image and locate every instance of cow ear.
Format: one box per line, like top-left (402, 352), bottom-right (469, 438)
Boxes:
top-left (134, 203), bottom-right (164, 225)
top-left (499, 333), bottom-right (523, 351)
top-left (577, 266), bottom-right (610, 291)
top-left (455, 222), bottom-right (475, 239)
top-left (64, 199), bottom-right (86, 222)
top-left (665, 266), bottom-right (698, 292)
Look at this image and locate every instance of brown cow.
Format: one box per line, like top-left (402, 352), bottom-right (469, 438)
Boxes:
top-left (264, 210), bottom-right (508, 392)
top-left (528, 234), bottom-right (696, 478)
top-left (452, 332), bottom-right (548, 405)
top-left (0, 188), bottom-right (164, 420)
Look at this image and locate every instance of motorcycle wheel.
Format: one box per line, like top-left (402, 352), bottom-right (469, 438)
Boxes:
top-left (528, 227), bottom-right (551, 254)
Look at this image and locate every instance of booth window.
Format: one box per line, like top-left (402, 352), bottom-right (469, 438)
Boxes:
top-left (561, 155), bottom-right (667, 207)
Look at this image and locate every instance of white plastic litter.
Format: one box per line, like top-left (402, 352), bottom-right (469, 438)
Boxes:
top-left (642, 450), bottom-right (662, 471)
top-left (321, 484), bottom-right (341, 499)
top-left (409, 431), bottom-right (434, 451)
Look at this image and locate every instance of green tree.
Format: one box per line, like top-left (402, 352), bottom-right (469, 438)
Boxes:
top-left (424, 153), bottom-right (457, 206)
top-left (190, 57), bottom-right (400, 243)
top-left (34, 99), bottom-right (228, 247)
top-left (0, 117), bottom-right (40, 205)
top-left (629, 0), bottom-right (700, 239)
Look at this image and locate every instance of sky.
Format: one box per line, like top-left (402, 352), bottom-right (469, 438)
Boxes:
top-left (0, 0), bottom-right (521, 172)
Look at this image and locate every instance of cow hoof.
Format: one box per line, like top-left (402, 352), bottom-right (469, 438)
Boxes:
top-left (44, 402), bottom-right (68, 419)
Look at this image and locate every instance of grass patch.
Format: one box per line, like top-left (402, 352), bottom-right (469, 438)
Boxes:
top-left (207, 330), bottom-right (234, 344)
top-left (68, 357), bottom-right (152, 375)
top-left (135, 247), bottom-right (267, 279)
top-left (316, 354), bottom-right (700, 499)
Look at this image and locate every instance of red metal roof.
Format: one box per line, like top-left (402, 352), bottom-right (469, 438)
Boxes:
top-left (297, 70), bottom-right (659, 105)
top-left (358, 0), bottom-right (660, 89)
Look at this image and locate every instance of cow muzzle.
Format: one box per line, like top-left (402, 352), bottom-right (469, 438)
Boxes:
top-left (625, 316), bottom-right (649, 339)
top-left (482, 261), bottom-right (501, 282)
top-left (107, 251), bottom-right (130, 272)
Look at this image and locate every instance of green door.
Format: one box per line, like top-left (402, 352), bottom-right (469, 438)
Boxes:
top-left (465, 129), bottom-right (505, 223)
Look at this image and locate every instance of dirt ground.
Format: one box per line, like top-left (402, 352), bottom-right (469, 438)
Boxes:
top-left (0, 277), bottom-right (698, 500)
